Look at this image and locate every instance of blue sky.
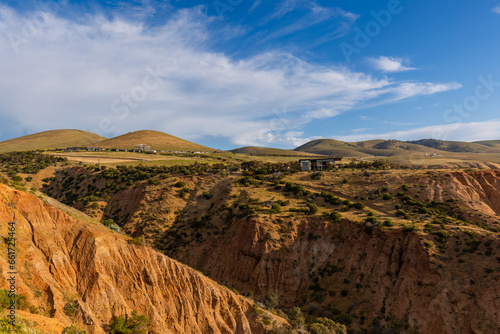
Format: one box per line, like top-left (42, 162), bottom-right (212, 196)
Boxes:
top-left (0, 0), bottom-right (499, 149)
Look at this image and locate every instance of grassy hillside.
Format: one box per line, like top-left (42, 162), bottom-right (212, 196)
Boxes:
top-left (0, 129), bottom-right (106, 153)
top-left (98, 130), bottom-right (214, 152)
top-left (473, 139), bottom-right (500, 148)
top-left (294, 139), bottom-right (368, 157)
top-left (295, 139), bottom-right (444, 157)
top-left (229, 146), bottom-right (323, 157)
top-left (407, 139), bottom-right (499, 153)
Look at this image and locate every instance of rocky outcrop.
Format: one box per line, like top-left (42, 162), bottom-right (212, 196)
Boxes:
top-left (171, 215), bottom-right (499, 334)
top-left (0, 184), bottom-right (285, 333)
top-left (423, 170), bottom-right (500, 216)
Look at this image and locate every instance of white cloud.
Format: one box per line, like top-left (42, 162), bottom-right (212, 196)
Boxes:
top-left (0, 5), bottom-right (459, 147)
top-left (334, 121), bottom-right (500, 142)
top-left (493, 5), bottom-right (500, 14)
top-left (369, 56), bottom-right (416, 73)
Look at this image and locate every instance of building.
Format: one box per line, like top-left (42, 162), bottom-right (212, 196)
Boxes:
top-left (135, 144), bottom-right (151, 152)
top-left (299, 157), bottom-right (342, 171)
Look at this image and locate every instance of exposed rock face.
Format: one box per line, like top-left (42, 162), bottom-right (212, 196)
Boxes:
top-left (173, 216), bottom-right (500, 334)
top-left (437, 170), bottom-right (500, 215)
top-left (0, 184), bottom-right (284, 333)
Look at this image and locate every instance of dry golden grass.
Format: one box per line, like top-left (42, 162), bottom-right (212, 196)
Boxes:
top-left (0, 129), bottom-right (105, 153)
top-left (97, 130), bottom-right (214, 152)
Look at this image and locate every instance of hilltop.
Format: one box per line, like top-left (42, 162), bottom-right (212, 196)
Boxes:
top-left (474, 139), bottom-right (500, 148)
top-left (407, 139), bottom-right (500, 153)
top-left (0, 129), bottom-right (106, 153)
top-left (0, 129), bottom-right (215, 154)
top-left (294, 138), bottom-right (446, 157)
top-left (90, 130), bottom-right (214, 152)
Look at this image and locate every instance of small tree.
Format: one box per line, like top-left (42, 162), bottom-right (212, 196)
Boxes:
top-left (263, 293), bottom-right (279, 309)
top-left (62, 324), bottom-right (88, 334)
top-left (110, 310), bottom-right (150, 334)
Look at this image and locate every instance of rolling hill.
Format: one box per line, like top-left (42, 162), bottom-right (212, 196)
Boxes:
top-left (0, 129), bottom-right (106, 153)
top-left (473, 139), bottom-right (500, 148)
top-left (229, 146), bottom-right (323, 156)
top-left (407, 139), bottom-right (499, 153)
top-left (98, 130), bottom-right (214, 152)
top-left (294, 139), bottom-right (446, 157)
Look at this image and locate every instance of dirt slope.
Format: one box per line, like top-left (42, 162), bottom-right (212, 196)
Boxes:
top-left (0, 184), bottom-right (286, 333)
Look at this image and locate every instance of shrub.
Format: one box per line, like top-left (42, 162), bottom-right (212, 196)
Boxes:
top-left (64, 302), bottom-right (77, 316)
top-left (308, 317), bottom-right (347, 334)
top-left (352, 202), bottom-right (365, 210)
top-left (306, 202), bottom-right (318, 215)
top-left (402, 184), bottom-right (411, 191)
top-left (179, 187), bottom-right (191, 198)
top-left (109, 310), bottom-right (150, 334)
top-left (269, 203), bottom-right (282, 214)
top-left (174, 181), bottom-right (186, 187)
top-left (202, 191), bottom-right (213, 199)
top-left (286, 307), bottom-right (305, 329)
top-left (311, 172), bottom-right (323, 180)
top-left (382, 193), bottom-right (392, 200)
top-left (62, 324), bottom-right (88, 334)
top-left (128, 236), bottom-right (145, 246)
top-left (329, 211), bottom-right (342, 223)
top-left (263, 293), bottom-right (279, 309)
top-left (383, 220), bottom-right (395, 227)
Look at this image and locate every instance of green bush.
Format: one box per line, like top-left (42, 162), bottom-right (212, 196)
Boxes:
top-left (64, 302), bottom-right (77, 316)
top-left (352, 202), bottom-right (365, 210)
top-left (263, 293), bottom-right (279, 309)
top-left (202, 191), bottom-right (213, 199)
top-left (306, 202), bottom-right (318, 215)
top-left (128, 236), bottom-right (145, 246)
top-left (109, 310), bottom-right (150, 334)
top-left (383, 220), bottom-right (395, 227)
top-left (62, 324), bottom-right (88, 334)
top-left (308, 317), bottom-right (347, 334)
top-left (269, 203), bottom-right (282, 214)
top-left (179, 187), bottom-right (191, 198)
top-left (174, 181), bottom-right (186, 187)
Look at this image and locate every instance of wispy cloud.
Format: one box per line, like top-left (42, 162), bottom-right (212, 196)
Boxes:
top-left (368, 56), bottom-right (416, 73)
top-left (493, 5), bottom-right (500, 14)
top-left (334, 121), bottom-right (500, 142)
top-left (249, 0), bottom-right (263, 12)
top-left (0, 5), bottom-right (459, 147)
top-left (257, 2), bottom-right (358, 44)
top-left (359, 115), bottom-right (417, 126)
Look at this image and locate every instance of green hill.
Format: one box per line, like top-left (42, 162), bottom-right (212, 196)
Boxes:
top-left (407, 139), bottom-right (498, 153)
top-left (294, 139), bottom-right (444, 157)
top-left (98, 130), bottom-right (214, 152)
top-left (473, 140), bottom-right (500, 148)
top-left (0, 129), bottom-right (106, 153)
